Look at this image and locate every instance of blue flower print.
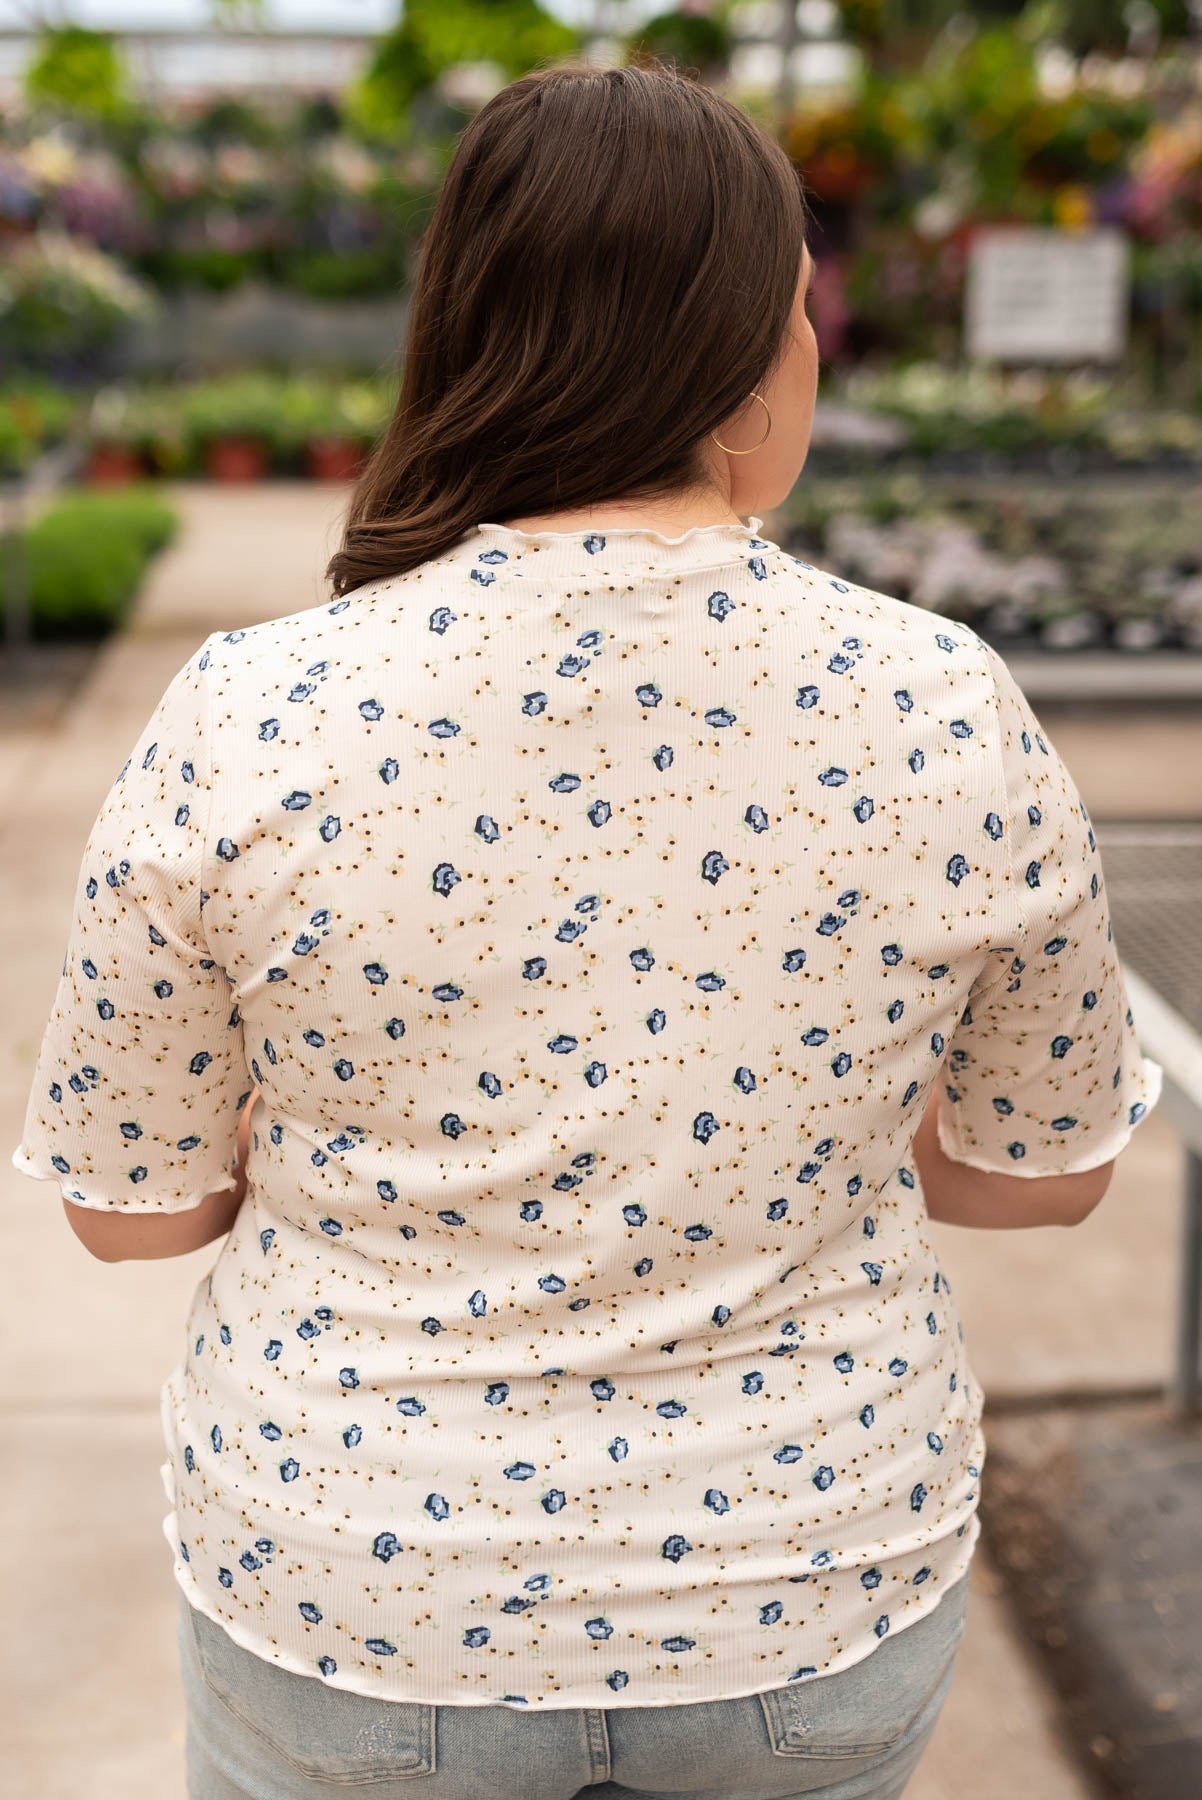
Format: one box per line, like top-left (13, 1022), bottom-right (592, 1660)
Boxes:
top-left (11, 524), bottom-right (1160, 1719)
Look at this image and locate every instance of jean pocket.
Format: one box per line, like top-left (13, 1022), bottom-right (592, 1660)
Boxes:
top-left (184, 1597), bottom-right (437, 1784)
top-left (757, 1573), bottom-right (969, 1762)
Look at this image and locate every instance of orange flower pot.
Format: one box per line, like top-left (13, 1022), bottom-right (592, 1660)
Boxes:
top-left (85, 443), bottom-right (146, 486)
top-left (205, 437), bottom-right (269, 483)
top-left (305, 437), bottom-right (366, 483)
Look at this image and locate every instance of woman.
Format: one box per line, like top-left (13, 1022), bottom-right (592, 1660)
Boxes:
top-left (14, 61), bottom-right (1161, 1800)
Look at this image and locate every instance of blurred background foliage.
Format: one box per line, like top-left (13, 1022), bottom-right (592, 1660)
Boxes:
top-left (2, 3), bottom-right (1198, 380)
top-left (2, 0), bottom-right (1202, 649)
top-left (833, 1), bottom-right (1197, 61)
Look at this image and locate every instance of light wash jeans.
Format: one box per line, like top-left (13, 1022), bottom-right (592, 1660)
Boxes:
top-left (178, 1569), bottom-right (970, 1800)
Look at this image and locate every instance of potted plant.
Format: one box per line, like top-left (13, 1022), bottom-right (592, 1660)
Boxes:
top-left (85, 438), bottom-right (144, 485)
top-left (83, 385), bottom-right (194, 483)
top-left (271, 376), bottom-right (389, 482)
top-left (84, 385), bottom-right (147, 484)
top-left (305, 429), bottom-right (367, 484)
top-left (305, 379), bottom-right (388, 481)
top-left (181, 374), bottom-right (282, 482)
top-left (206, 434), bottom-right (268, 483)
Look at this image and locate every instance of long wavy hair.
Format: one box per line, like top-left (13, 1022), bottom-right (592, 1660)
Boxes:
top-left (328, 61), bottom-right (807, 595)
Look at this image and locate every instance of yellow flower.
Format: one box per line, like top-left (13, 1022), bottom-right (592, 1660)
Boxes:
top-left (1052, 185), bottom-right (1093, 230)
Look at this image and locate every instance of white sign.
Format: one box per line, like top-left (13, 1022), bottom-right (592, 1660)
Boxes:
top-left (965, 227), bottom-right (1130, 364)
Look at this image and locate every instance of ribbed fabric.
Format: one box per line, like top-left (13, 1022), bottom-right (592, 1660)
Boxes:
top-left (14, 516), bottom-right (1161, 1710)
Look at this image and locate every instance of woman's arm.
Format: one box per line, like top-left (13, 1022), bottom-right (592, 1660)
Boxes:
top-left (13, 633), bottom-right (262, 1262)
top-left (62, 1087), bottom-right (259, 1263)
top-left (913, 1087), bottom-right (1115, 1231)
top-left (916, 641), bottom-right (1159, 1227)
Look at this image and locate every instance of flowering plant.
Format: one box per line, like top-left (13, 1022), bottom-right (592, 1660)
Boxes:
top-left (0, 231), bottom-right (157, 371)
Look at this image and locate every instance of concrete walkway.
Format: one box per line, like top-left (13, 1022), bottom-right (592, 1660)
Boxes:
top-left (5, 483), bottom-right (1197, 1799)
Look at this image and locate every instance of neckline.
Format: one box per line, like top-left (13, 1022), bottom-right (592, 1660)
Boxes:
top-left (469, 515), bottom-right (774, 577)
top-left (475, 516), bottom-right (764, 548)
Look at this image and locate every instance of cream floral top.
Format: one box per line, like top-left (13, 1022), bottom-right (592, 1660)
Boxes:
top-left (13, 517), bottom-right (1162, 1712)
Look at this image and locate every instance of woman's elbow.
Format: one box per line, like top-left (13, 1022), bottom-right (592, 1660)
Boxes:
top-left (1048, 1159), bottom-right (1117, 1226)
top-left (62, 1201), bottom-right (131, 1261)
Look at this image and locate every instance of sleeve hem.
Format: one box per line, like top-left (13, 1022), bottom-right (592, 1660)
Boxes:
top-left (934, 1054), bottom-right (1165, 1180)
top-left (10, 1142), bottom-right (238, 1215)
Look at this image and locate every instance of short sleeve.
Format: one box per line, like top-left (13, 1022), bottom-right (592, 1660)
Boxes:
top-left (936, 640), bottom-right (1163, 1178)
top-left (11, 633), bottom-right (252, 1213)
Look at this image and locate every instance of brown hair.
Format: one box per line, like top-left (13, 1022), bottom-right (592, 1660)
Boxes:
top-left (328, 61), bottom-right (807, 595)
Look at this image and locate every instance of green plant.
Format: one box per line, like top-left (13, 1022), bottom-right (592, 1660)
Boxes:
top-left (80, 374), bottom-right (397, 475)
top-left (275, 247), bottom-right (406, 301)
top-left (189, 94), bottom-right (280, 149)
top-left (0, 381), bottom-right (76, 478)
top-left (0, 487), bottom-right (177, 639)
top-left (350, 0), bottom-right (578, 133)
top-left (77, 486), bottom-right (177, 557)
top-left (780, 469), bottom-right (1202, 649)
top-left (0, 407), bottom-right (27, 480)
top-left (0, 233), bottom-right (158, 372)
top-left (838, 364), bottom-right (1113, 458)
top-left (625, 10), bottom-right (734, 76)
top-left (270, 377), bottom-right (393, 462)
top-left (178, 373), bottom-right (293, 452)
top-left (24, 26), bottom-right (131, 123)
top-left (85, 385), bottom-right (189, 470)
top-left (834, 1), bottom-right (1196, 64)
top-left (896, 23), bottom-right (1151, 216)
top-left (148, 246), bottom-right (259, 293)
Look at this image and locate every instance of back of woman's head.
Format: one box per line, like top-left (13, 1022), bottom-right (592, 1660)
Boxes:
top-left (329, 60), bottom-right (808, 594)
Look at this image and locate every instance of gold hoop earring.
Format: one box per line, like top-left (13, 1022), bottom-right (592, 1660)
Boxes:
top-left (709, 390), bottom-right (771, 456)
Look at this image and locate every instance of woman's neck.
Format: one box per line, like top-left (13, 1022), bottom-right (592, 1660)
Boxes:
top-left (500, 486), bottom-right (744, 537)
